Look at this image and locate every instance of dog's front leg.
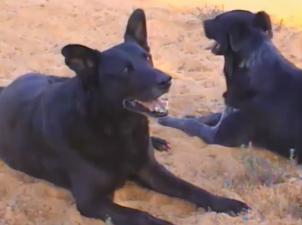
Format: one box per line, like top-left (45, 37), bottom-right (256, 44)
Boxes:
top-left (135, 159), bottom-right (249, 215)
top-left (46, 139), bottom-right (173, 225)
top-left (68, 159), bottom-right (173, 225)
top-left (212, 106), bottom-right (238, 129)
top-left (73, 195), bottom-right (173, 225)
top-left (184, 112), bottom-right (222, 126)
top-left (158, 107), bottom-right (237, 144)
top-left (158, 116), bottom-right (217, 143)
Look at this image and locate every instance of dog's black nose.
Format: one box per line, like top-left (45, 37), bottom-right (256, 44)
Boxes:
top-left (157, 75), bottom-right (172, 89)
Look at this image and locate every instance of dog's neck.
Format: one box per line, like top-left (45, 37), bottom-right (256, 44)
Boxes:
top-left (72, 78), bottom-right (142, 123)
top-left (235, 41), bottom-right (288, 70)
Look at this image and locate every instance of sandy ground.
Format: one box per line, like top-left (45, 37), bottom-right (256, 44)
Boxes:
top-left (0, 0), bottom-right (302, 225)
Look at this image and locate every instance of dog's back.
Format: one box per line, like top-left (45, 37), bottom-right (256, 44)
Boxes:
top-left (0, 73), bottom-right (73, 186)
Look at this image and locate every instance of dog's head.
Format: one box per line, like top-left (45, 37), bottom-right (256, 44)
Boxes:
top-left (61, 9), bottom-right (171, 118)
top-left (203, 10), bottom-right (273, 55)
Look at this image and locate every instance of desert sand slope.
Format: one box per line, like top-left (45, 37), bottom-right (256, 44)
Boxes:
top-left (0, 0), bottom-right (301, 225)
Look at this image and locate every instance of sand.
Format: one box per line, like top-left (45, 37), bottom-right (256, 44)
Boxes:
top-left (0, 0), bottom-right (301, 225)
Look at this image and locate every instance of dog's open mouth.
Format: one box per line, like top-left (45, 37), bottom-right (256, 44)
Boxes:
top-left (206, 41), bottom-right (222, 55)
top-left (123, 94), bottom-right (169, 118)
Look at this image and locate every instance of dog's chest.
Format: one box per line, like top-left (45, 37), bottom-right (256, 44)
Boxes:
top-left (71, 117), bottom-right (150, 173)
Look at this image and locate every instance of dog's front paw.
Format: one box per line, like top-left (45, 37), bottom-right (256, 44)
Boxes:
top-left (142, 214), bottom-right (174, 225)
top-left (151, 136), bottom-right (170, 152)
top-left (209, 196), bottom-right (250, 216)
top-left (158, 116), bottom-right (203, 137)
top-left (184, 115), bottom-right (197, 119)
top-left (157, 116), bottom-right (177, 127)
top-left (150, 219), bottom-right (174, 225)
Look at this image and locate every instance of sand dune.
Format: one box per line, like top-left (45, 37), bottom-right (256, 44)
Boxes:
top-left (0, 0), bottom-right (301, 225)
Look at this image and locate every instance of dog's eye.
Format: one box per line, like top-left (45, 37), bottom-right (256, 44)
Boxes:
top-left (146, 55), bottom-right (152, 62)
top-left (143, 53), bottom-right (152, 62)
top-left (122, 64), bottom-right (133, 74)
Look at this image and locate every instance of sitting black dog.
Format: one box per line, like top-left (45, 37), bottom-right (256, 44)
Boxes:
top-left (159, 10), bottom-right (302, 163)
top-left (204, 10), bottom-right (273, 108)
top-left (0, 9), bottom-right (249, 225)
top-left (182, 10), bottom-right (273, 127)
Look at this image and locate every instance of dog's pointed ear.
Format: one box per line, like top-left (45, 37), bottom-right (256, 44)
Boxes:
top-left (253, 11), bottom-right (273, 38)
top-left (61, 44), bottom-right (99, 89)
top-left (228, 22), bottom-right (250, 52)
top-left (124, 9), bottom-right (149, 51)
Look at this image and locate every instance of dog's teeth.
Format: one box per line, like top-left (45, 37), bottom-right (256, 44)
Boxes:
top-left (159, 107), bottom-right (167, 113)
top-left (154, 105), bottom-right (165, 113)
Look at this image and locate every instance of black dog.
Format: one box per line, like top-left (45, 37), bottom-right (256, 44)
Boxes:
top-left (0, 9), bottom-right (249, 225)
top-left (160, 10), bottom-right (273, 128)
top-left (159, 10), bottom-right (272, 132)
top-left (204, 10), bottom-right (272, 108)
top-left (159, 10), bottom-right (302, 163)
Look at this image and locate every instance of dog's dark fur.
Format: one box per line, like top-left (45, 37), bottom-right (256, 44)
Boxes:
top-left (0, 9), bottom-right (249, 225)
top-left (159, 10), bottom-right (302, 163)
top-left (203, 10), bottom-right (272, 108)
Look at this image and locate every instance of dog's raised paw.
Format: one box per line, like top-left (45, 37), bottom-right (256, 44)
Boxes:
top-left (209, 196), bottom-right (250, 216)
top-left (151, 136), bottom-right (171, 152)
top-left (158, 116), bottom-right (179, 127)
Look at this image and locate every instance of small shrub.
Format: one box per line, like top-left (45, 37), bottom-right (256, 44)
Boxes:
top-left (193, 4), bottom-right (224, 22)
top-left (241, 152), bottom-right (298, 186)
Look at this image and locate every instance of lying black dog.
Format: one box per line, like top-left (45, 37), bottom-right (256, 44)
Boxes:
top-left (159, 10), bottom-right (302, 163)
top-left (0, 9), bottom-right (249, 225)
top-left (204, 10), bottom-right (272, 108)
